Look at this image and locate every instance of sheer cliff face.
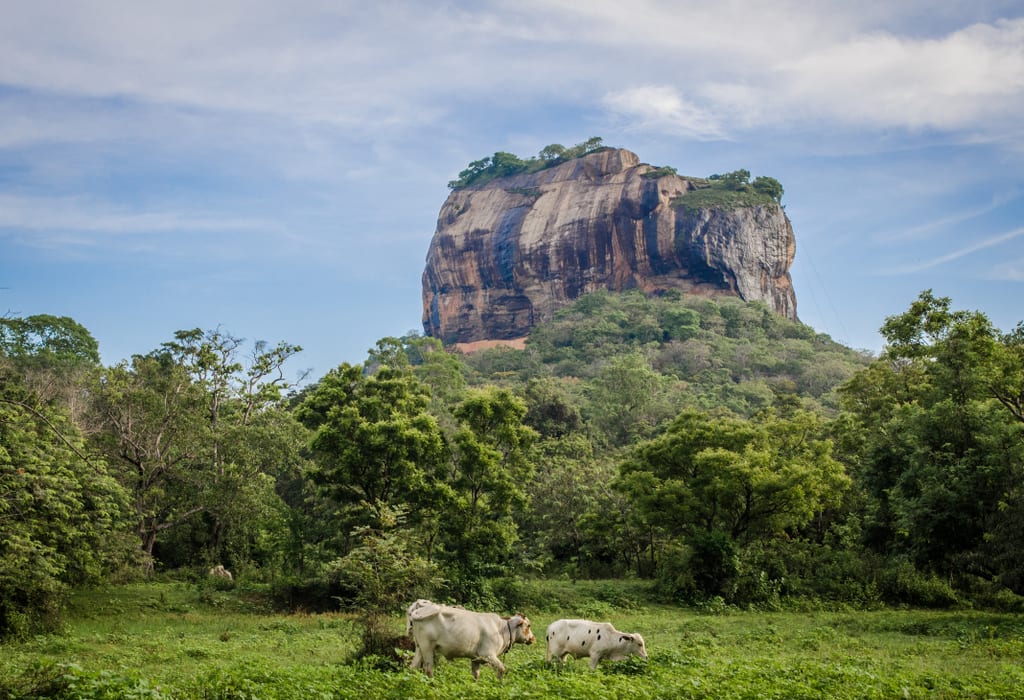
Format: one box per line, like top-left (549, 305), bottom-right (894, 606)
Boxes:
top-left (422, 148), bottom-right (797, 345)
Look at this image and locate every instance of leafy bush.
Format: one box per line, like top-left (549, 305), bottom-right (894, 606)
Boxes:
top-left (642, 165), bottom-right (679, 179)
top-left (325, 515), bottom-right (441, 663)
top-left (673, 185), bottom-right (778, 210)
top-left (672, 168), bottom-right (784, 209)
top-left (654, 534), bottom-right (741, 603)
top-left (877, 559), bottom-right (960, 608)
top-left (268, 575), bottom-right (346, 612)
top-left (689, 531), bottom-right (740, 598)
top-left (752, 175), bottom-right (784, 202)
top-left (0, 378), bottom-right (131, 638)
top-left (654, 543), bottom-right (696, 602)
top-left (734, 539), bottom-right (883, 608)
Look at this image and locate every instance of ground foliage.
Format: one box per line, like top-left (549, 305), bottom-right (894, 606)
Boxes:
top-left (2, 583), bottom-right (1024, 699)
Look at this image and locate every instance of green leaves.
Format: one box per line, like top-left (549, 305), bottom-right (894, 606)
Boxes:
top-left (298, 364), bottom-right (446, 528)
top-left (0, 314), bottom-right (100, 366)
top-left (1, 386), bottom-right (129, 636)
top-left (447, 137), bottom-right (606, 189)
top-left (843, 290), bottom-right (1024, 587)
top-left (621, 409), bottom-right (848, 543)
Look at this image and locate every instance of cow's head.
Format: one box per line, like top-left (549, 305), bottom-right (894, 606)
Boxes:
top-left (509, 614), bottom-right (536, 645)
top-left (620, 632), bottom-right (648, 659)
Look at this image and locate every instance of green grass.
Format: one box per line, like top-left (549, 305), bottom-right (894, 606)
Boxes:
top-left (3, 582), bottom-right (1024, 698)
top-left (672, 185), bottom-right (778, 211)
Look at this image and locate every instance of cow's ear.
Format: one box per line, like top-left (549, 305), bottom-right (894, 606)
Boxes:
top-left (620, 635), bottom-right (633, 642)
top-left (410, 602), bottom-right (441, 620)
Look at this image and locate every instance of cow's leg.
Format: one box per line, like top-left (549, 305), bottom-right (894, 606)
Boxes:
top-left (589, 653), bottom-right (601, 671)
top-left (480, 654), bottom-right (506, 680)
top-left (471, 659), bottom-right (482, 680)
top-left (420, 645), bottom-right (435, 677)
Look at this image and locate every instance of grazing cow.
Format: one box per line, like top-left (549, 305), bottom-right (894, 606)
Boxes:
top-left (545, 618), bottom-right (647, 670)
top-left (208, 564), bottom-right (233, 581)
top-left (406, 599), bottom-right (536, 679)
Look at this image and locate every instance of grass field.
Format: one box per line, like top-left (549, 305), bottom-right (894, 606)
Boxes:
top-left (2, 582), bottom-right (1024, 699)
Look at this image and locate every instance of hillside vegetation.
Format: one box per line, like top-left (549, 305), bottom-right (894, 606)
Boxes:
top-left (469, 289), bottom-right (862, 416)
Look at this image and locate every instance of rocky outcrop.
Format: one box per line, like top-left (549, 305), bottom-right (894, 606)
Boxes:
top-left (422, 148), bottom-right (797, 345)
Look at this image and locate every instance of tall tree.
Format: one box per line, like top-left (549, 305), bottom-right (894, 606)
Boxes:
top-left (1, 368), bottom-right (129, 636)
top-left (618, 409), bottom-right (848, 571)
top-left (92, 329), bottom-right (304, 571)
top-left (157, 329), bottom-right (305, 566)
top-left (296, 363), bottom-right (447, 539)
top-left (92, 354), bottom-right (208, 569)
top-left (0, 314), bottom-right (101, 429)
top-left (586, 352), bottom-right (676, 446)
top-left (840, 291), bottom-right (1024, 586)
top-left (439, 387), bottom-right (536, 593)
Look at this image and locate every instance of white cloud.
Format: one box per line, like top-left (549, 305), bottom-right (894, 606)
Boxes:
top-left (602, 85), bottom-right (726, 140)
top-left (0, 2), bottom-right (1020, 147)
top-left (502, 2), bottom-right (1024, 137)
top-left (773, 18), bottom-right (1024, 132)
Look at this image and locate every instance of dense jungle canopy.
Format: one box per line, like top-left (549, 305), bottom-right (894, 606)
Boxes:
top-left (3, 289), bottom-right (1024, 638)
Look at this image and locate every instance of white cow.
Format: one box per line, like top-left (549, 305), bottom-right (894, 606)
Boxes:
top-left (545, 618), bottom-right (647, 670)
top-left (406, 599), bottom-right (536, 679)
top-left (208, 564), bottom-right (233, 581)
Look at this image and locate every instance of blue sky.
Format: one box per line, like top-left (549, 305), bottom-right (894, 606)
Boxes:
top-left (2, 1), bottom-right (1022, 382)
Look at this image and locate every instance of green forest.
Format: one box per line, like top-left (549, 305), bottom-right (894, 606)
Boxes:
top-left (3, 287), bottom-right (1024, 648)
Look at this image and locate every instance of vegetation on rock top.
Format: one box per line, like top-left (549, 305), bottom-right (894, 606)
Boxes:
top-left (674, 169), bottom-right (785, 209)
top-left (448, 141), bottom-right (785, 211)
top-left (447, 136), bottom-right (607, 189)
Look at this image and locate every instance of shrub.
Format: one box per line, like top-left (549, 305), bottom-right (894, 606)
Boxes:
top-left (642, 166), bottom-right (679, 179)
top-left (690, 531), bottom-right (740, 598)
top-left (654, 543), bottom-right (692, 602)
top-left (655, 535), bottom-right (742, 603)
top-left (448, 137), bottom-right (606, 189)
top-left (877, 559), bottom-right (960, 608)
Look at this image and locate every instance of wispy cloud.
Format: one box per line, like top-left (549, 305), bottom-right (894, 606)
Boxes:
top-left (884, 227), bottom-right (1024, 274)
top-left (991, 257), bottom-right (1024, 281)
top-left (0, 193), bottom-right (282, 254)
top-left (510, 2), bottom-right (1024, 142)
top-left (885, 191), bottom-right (1021, 242)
